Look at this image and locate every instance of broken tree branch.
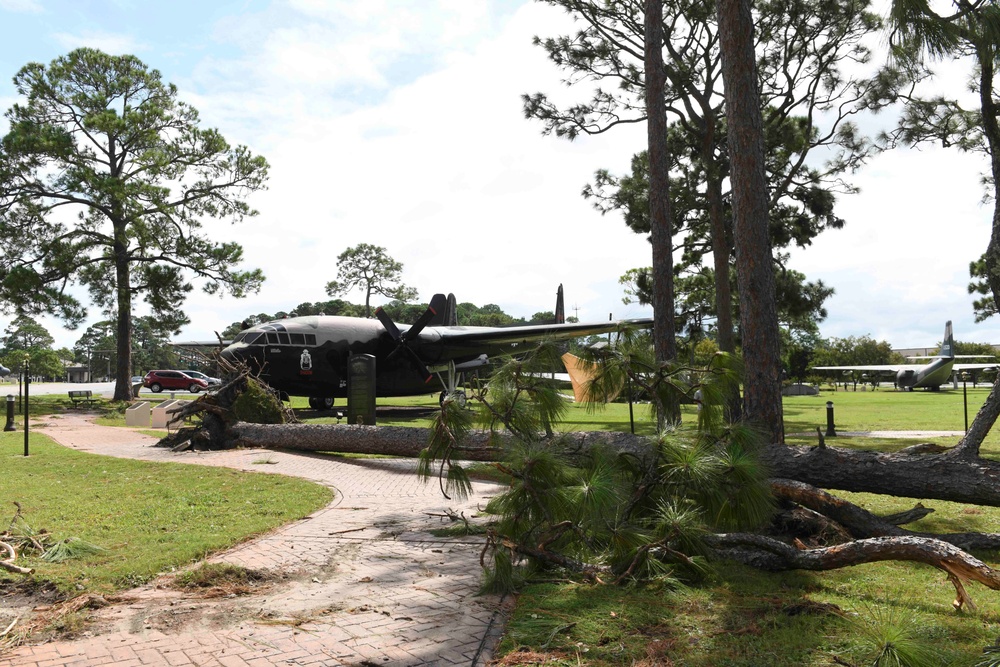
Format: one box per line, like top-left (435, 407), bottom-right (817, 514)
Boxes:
top-left (705, 533), bottom-right (1000, 610)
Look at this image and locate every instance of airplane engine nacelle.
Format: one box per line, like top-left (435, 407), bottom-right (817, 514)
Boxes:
top-left (896, 369), bottom-right (916, 388)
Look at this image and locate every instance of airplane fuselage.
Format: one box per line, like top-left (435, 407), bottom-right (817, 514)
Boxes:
top-left (895, 357), bottom-right (955, 390)
top-left (219, 313), bottom-right (619, 400)
top-left (221, 316), bottom-right (452, 398)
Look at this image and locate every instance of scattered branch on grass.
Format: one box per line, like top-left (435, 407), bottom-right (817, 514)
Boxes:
top-left (0, 540), bottom-right (32, 574)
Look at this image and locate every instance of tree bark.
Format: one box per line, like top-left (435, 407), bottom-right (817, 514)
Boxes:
top-left (761, 444), bottom-right (1000, 506)
top-left (113, 222), bottom-right (133, 402)
top-left (644, 0), bottom-right (681, 426)
top-left (771, 478), bottom-right (1000, 551)
top-left (180, 420), bottom-right (1000, 509)
top-left (705, 532), bottom-right (1000, 609)
top-left (178, 422), bottom-right (657, 463)
top-left (716, 0), bottom-right (784, 443)
top-left (954, 40), bottom-right (1000, 459)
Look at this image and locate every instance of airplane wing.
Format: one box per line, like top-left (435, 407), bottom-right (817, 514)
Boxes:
top-left (811, 364), bottom-right (912, 373)
top-left (954, 363), bottom-right (999, 371)
top-left (169, 340), bottom-right (232, 348)
top-left (429, 318), bottom-right (653, 349)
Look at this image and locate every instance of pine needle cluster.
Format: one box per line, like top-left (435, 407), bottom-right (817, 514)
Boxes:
top-left (423, 334), bottom-right (775, 594)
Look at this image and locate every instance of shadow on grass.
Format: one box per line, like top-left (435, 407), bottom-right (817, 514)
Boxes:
top-left (499, 566), bottom-right (846, 666)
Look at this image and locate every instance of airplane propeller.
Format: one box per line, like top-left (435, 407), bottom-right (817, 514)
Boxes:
top-left (374, 293), bottom-right (448, 384)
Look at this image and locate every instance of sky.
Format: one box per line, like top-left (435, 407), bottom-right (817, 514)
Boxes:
top-left (0, 0), bottom-right (996, 353)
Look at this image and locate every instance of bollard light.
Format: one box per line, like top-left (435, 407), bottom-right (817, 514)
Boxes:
top-left (4, 394), bottom-right (14, 432)
top-left (825, 400), bottom-right (837, 437)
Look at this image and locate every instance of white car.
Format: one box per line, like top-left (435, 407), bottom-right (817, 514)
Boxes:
top-left (183, 370), bottom-right (221, 386)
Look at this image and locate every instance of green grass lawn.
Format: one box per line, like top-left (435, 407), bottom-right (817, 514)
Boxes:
top-left (11, 385), bottom-right (1000, 663)
top-left (486, 386), bottom-right (1000, 665)
top-left (0, 431), bottom-right (332, 595)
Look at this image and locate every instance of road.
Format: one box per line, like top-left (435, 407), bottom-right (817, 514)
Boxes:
top-left (0, 381), bottom-right (199, 398)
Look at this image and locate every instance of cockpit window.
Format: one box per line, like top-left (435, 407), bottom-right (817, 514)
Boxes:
top-left (241, 331), bottom-right (314, 347)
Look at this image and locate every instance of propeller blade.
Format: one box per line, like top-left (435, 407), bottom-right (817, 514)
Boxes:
top-left (374, 306), bottom-right (402, 341)
top-left (403, 293), bottom-right (447, 341)
top-left (404, 347), bottom-right (434, 384)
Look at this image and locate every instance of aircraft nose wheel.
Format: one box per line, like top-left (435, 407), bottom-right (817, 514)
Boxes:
top-left (439, 390), bottom-right (467, 408)
top-left (308, 396), bottom-right (335, 410)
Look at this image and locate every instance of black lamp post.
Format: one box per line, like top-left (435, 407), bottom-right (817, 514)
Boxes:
top-left (22, 354), bottom-right (29, 457)
top-left (962, 372), bottom-right (969, 434)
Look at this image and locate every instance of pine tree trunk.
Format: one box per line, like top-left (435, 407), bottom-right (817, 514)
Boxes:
top-left (954, 40), bottom-right (1000, 458)
top-left (209, 421), bottom-right (1000, 508)
top-left (113, 225), bottom-right (133, 402)
top-left (644, 0), bottom-right (681, 426)
top-left (716, 0), bottom-right (784, 443)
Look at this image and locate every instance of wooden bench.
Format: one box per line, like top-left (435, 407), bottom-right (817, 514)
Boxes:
top-left (68, 390), bottom-right (97, 408)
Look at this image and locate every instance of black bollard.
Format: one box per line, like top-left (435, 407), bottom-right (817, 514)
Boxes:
top-left (3, 394), bottom-right (14, 432)
top-left (825, 400), bottom-right (837, 437)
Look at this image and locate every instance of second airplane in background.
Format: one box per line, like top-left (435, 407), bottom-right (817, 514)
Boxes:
top-left (811, 321), bottom-right (997, 390)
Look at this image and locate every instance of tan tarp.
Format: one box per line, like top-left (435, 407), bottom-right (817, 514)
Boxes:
top-left (561, 352), bottom-right (623, 403)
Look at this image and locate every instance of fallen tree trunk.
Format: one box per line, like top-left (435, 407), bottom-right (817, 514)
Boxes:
top-left (213, 422), bottom-right (1000, 507)
top-left (761, 444), bottom-right (1000, 507)
top-left (225, 422), bottom-right (654, 462)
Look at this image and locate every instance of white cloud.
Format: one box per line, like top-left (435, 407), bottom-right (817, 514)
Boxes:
top-left (51, 31), bottom-right (147, 55)
top-left (0, 0), bottom-right (42, 13)
top-left (169, 1), bottom-right (651, 345)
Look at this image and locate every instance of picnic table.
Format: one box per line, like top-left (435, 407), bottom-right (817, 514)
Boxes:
top-left (68, 390), bottom-right (97, 407)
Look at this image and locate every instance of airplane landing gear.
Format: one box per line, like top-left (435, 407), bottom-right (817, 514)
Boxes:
top-left (308, 396), bottom-right (335, 410)
top-left (439, 390), bottom-right (467, 408)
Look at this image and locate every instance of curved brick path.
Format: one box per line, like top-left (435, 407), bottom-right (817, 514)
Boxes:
top-left (0, 413), bottom-right (507, 666)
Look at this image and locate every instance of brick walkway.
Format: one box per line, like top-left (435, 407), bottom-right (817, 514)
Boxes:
top-left (0, 413), bottom-right (508, 666)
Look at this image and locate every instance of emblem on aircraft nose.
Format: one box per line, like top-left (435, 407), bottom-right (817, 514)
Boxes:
top-left (300, 349), bottom-right (313, 375)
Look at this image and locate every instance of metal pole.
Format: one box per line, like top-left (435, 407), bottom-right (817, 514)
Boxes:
top-left (825, 400), bottom-right (836, 437)
top-left (627, 377), bottom-right (635, 435)
top-left (963, 376), bottom-right (969, 434)
top-left (23, 357), bottom-right (29, 457)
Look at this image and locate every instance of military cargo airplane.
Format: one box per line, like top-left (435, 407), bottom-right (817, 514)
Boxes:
top-left (219, 292), bottom-right (652, 409)
top-left (811, 321), bottom-right (997, 390)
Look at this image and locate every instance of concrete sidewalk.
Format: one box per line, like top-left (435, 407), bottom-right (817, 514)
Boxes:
top-left (0, 413), bottom-right (507, 666)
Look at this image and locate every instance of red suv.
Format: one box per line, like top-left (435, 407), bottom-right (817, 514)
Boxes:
top-left (142, 370), bottom-right (209, 393)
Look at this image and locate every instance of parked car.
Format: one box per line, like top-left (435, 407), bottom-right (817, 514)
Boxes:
top-left (142, 370), bottom-right (208, 393)
top-left (183, 370), bottom-right (221, 386)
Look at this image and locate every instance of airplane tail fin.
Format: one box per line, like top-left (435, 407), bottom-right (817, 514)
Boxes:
top-left (429, 293), bottom-right (458, 326)
top-left (939, 321), bottom-right (955, 358)
top-left (555, 284), bottom-right (565, 324)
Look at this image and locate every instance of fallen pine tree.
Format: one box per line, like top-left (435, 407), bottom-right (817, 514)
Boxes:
top-left (155, 351), bottom-right (1000, 609)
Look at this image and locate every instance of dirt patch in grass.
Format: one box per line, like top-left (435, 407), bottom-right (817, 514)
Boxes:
top-left (169, 562), bottom-right (273, 598)
top-left (493, 648), bottom-right (571, 665)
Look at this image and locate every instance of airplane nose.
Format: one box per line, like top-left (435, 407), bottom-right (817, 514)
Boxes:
top-left (219, 346), bottom-right (239, 363)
